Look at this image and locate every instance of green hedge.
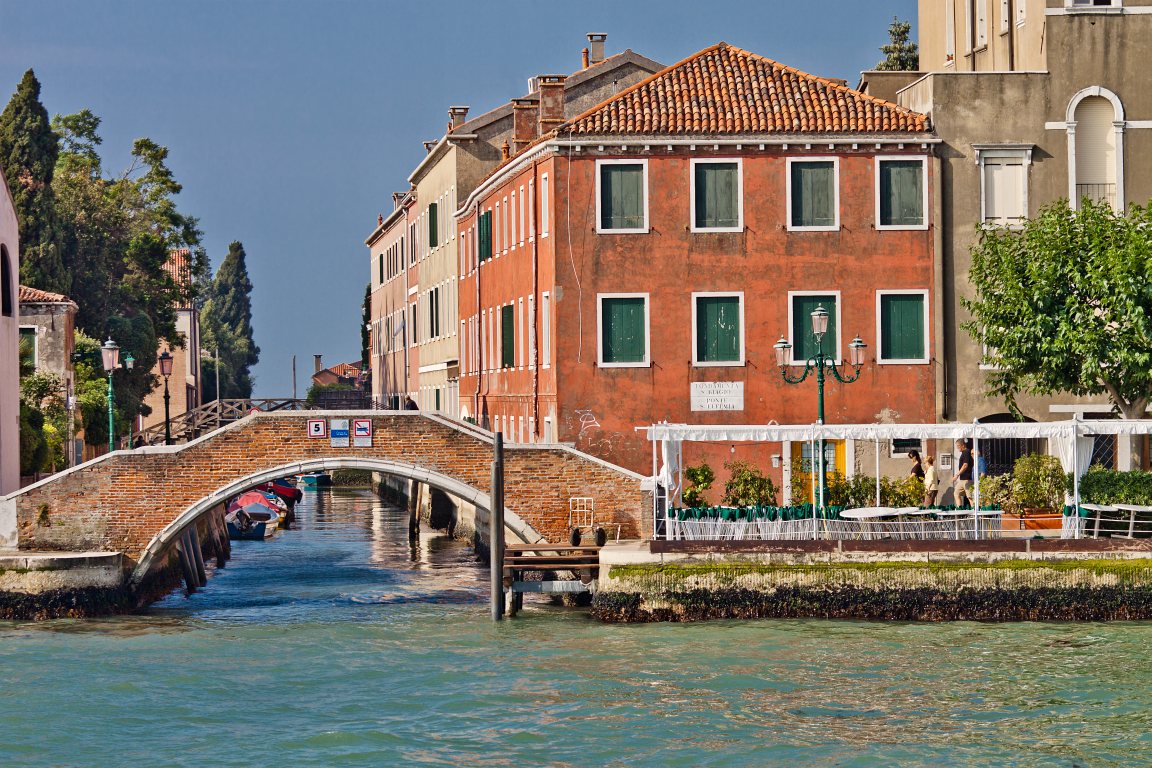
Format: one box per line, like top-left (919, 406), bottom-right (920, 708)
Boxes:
top-left (1077, 466), bottom-right (1152, 506)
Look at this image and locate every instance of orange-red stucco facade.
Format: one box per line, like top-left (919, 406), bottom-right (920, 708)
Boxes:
top-left (458, 43), bottom-right (941, 480)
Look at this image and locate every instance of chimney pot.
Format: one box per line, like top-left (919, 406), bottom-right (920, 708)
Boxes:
top-left (536, 74), bottom-right (568, 136)
top-left (582, 47), bottom-right (590, 69)
top-left (587, 33), bottom-right (607, 64)
top-left (314, 354), bottom-right (323, 374)
top-left (500, 140), bottom-right (510, 162)
top-left (448, 106), bottom-right (469, 131)
top-left (423, 140), bottom-right (437, 153)
top-left (378, 213), bottom-right (384, 226)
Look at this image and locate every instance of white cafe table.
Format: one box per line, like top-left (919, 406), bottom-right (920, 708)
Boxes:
top-left (1112, 504), bottom-right (1152, 538)
top-left (838, 507), bottom-right (899, 539)
top-left (1079, 503), bottom-right (1118, 538)
top-left (929, 507), bottom-right (1003, 539)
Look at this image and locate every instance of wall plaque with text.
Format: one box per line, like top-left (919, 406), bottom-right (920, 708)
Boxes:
top-left (690, 381), bottom-right (744, 412)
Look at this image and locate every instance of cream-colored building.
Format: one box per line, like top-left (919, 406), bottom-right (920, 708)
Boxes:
top-left (368, 34), bottom-right (662, 419)
top-left (862, 0), bottom-right (1152, 471)
top-left (0, 168), bottom-right (19, 495)
top-left (141, 249), bottom-right (201, 431)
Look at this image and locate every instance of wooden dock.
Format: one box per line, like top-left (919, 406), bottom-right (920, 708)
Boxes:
top-left (502, 543), bottom-right (601, 617)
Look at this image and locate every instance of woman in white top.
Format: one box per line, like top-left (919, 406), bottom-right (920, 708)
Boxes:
top-left (923, 456), bottom-right (939, 507)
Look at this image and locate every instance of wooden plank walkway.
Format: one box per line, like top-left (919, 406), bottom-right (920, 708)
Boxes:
top-left (502, 544), bottom-right (601, 617)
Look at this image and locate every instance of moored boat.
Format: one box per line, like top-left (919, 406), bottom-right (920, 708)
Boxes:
top-left (225, 491), bottom-right (283, 540)
top-left (297, 472), bottom-right (332, 488)
top-left (256, 478), bottom-right (303, 506)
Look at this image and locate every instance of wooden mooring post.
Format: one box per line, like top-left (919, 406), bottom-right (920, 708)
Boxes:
top-left (490, 431), bottom-right (505, 621)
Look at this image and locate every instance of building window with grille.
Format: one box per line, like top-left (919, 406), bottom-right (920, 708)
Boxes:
top-left (877, 291), bottom-right (929, 364)
top-left (1072, 93), bottom-right (1121, 210)
top-left (693, 293), bottom-right (744, 366)
top-left (691, 159), bottom-right (742, 231)
top-left (975, 145), bottom-right (1032, 227)
top-left (501, 304), bottom-right (515, 368)
top-left (787, 158), bottom-right (839, 231)
top-left (596, 160), bottom-right (648, 233)
top-left (876, 157), bottom-right (927, 229)
top-left (597, 293), bottom-right (649, 367)
top-left (789, 292), bottom-right (840, 363)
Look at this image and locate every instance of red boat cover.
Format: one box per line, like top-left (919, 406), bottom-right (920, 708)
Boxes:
top-left (227, 490), bottom-right (281, 515)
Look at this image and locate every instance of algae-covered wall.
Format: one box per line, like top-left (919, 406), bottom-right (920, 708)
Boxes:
top-left (593, 560), bottom-right (1152, 623)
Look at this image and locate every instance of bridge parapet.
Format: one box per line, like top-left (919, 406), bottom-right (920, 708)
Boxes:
top-left (2, 412), bottom-right (650, 576)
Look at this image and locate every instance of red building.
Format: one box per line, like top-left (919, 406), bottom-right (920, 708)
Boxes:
top-left (457, 43), bottom-right (939, 486)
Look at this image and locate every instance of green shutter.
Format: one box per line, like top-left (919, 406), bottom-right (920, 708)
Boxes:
top-left (501, 304), bottom-right (515, 368)
top-left (790, 161), bottom-right (835, 227)
top-left (694, 163), bottom-right (739, 229)
top-left (880, 160), bottom-right (924, 226)
top-left (378, 254), bottom-right (384, 284)
top-left (696, 296), bottom-right (741, 362)
top-left (478, 211), bottom-right (492, 261)
top-left (602, 297), bottom-right (646, 363)
top-left (428, 203), bottom-right (439, 248)
top-left (791, 295), bottom-right (838, 361)
top-left (600, 164), bottom-right (645, 229)
top-left (880, 294), bottom-right (925, 360)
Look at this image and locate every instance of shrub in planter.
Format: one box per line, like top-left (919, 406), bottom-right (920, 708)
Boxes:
top-left (975, 473), bottom-right (1013, 512)
top-left (1078, 465), bottom-right (1152, 506)
top-left (1010, 454), bottom-right (1066, 512)
top-left (682, 463), bottom-right (715, 507)
top-left (721, 460), bottom-right (777, 507)
top-left (826, 472), bottom-right (879, 509)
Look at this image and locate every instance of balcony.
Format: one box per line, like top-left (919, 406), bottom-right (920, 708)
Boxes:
top-left (1076, 183), bottom-right (1117, 209)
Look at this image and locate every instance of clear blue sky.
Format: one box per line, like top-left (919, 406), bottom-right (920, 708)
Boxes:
top-left (0, 0), bottom-right (916, 397)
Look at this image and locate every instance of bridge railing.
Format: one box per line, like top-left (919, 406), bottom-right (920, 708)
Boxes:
top-left (129, 398), bottom-right (311, 447)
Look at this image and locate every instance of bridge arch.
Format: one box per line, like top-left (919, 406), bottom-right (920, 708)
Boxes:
top-left (131, 456), bottom-right (544, 585)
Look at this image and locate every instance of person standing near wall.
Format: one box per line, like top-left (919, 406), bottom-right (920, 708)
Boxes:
top-left (923, 456), bottom-right (939, 507)
top-left (952, 440), bottom-right (973, 508)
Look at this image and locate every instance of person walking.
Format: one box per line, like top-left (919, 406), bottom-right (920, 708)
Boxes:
top-left (952, 439), bottom-right (974, 508)
top-left (908, 449), bottom-right (925, 480)
top-left (923, 456), bottom-right (939, 507)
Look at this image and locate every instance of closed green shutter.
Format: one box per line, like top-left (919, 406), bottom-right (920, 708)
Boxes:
top-left (791, 295), bottom-right (838, 361)
top-left (428, 203), bottom-right (439, 248)
top-left (880, 294), bottom-right (925, 360)
top-left (790, 161), bottom-right (836, 227)
top-left (694, 163), bottom-right (739, 228)
top-left (600, 164), bottom-right (645, 229)
top-left (602, 297), bottom-right (646, 363)
top-left (879, 160), bottom-right (924, 226)
top-left (501, 304), bottom-right (515, 368)
top-left (695, 296), bottom-right (741, 362)
top-left (478, 211), bottom-right (492, 261)
top-left (378, 254), bottom-right (384, 284)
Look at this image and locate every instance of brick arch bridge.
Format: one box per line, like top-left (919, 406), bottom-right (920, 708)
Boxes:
top-left (1, 412), bottom-right (649, 586)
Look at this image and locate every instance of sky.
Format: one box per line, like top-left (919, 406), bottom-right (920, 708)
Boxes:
top-left (0, 0), bottom-right (916, 398)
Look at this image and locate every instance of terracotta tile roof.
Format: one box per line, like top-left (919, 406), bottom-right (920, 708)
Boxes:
top-left (19, 284), bottom-right (73, 304)
top-left (326, 362), bottom-right (362, 379)
top-left (164, 248), bottom-right (192, 289)
top-left (562, 42), bottom-right (929, 136)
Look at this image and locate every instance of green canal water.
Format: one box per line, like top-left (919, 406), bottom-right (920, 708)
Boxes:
top-left (2, 489), bottom-right (1152, 767)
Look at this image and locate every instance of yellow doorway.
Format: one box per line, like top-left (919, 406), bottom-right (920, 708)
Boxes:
top-left (790, 440), bottom-right (846, 504)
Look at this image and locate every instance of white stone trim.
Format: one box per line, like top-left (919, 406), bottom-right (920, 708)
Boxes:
top-left (875, 289), bottom-right (930, 365)
top-left (689, 157), bottom-right (744, 233)
top-left (786, 156), bottom-right (841, 232)
top-left (874, 155), bottom-right (929, 230)
top-left (595, 158), bottom-right (650, 234)
top-left (597, 292), bottom-right (651, 367)
top-left (1066, 86), bottom-right (1126, 210)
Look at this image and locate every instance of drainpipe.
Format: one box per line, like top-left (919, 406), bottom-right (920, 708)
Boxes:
top-left (403, 205), bottom-right (411, 405)
top-left (474, 209), bottom-right (484, 424)
top-left (530, 158), bottom-right (541, 438)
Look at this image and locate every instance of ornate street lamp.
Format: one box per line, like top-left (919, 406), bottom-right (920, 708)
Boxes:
top-left (101, 339), bottom-right (120, 454)
top-left (158, 350), bottom-right (174, 445)
top-left (774, 306), bottom-right (869, 515)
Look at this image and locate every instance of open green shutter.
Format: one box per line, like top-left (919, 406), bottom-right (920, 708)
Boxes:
top-left (881, 294), bottom-right (925, 359)
top-left (501, 305), bottom-right (515, 367)
top-left (479, 212), bottom-right (492, 261)
top-left (791, 295), bottom-right (838, 361)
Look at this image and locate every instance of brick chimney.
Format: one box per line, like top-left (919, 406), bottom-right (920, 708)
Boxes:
top-left (314, 354), bottom-right (323, 374)
top-left (512, 98), bottom-right (538, 154)
top-left (537, 75), bottom-right (567, 135)
top-left (587, 33), bottom-right (607, 65)
top-left (448, 106), bottom-right (469, 133)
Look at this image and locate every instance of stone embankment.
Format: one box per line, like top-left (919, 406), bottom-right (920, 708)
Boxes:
top-left (592, 540), bottom-right (1152, 622)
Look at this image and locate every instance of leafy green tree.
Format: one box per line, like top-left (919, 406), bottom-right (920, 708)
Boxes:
top-left (201, 241), bottom-right (259, 397)
top-left (361, 282), bottom-right (371, 373)
top-left (0, 70), bottom-right (67, 293)
top-left (876, 17), bottom-right (919, 71)
top-left (965, 199), bottom-right (1152, 465)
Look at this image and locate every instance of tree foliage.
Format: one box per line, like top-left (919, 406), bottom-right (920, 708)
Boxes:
top-left (964, 199), bottom-right (1152, 420)
top-left (0, 69), bottom-right (66, 293)
top-left (201, 241), bottom-right (259, 398)
top-left (876, 17), bottom-right (919, 71)
top-left (361, 281), bottom-right (371, 374)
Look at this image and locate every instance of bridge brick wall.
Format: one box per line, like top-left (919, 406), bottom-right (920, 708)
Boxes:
top-left (9, 413), bottom-right (649, 566)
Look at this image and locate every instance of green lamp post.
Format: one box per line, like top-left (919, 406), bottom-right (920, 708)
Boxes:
top-left (101, 339), bottom-right (120, 453)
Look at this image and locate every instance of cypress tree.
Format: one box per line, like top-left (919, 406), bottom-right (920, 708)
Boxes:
top-left (201, 241), bottom-right (259, 397)
top-left (361, 282), bottom-right (371, 373)
top-left (0, 69), bottom-right (67, 293)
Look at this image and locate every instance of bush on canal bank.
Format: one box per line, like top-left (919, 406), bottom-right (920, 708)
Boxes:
top-left (591, 559), bottom-right (1152, 622)
top-left (331, 469), bottom-right (374, 487)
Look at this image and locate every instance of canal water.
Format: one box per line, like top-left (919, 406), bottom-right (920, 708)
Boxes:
top-left (2, 489), bottom-right (1151, 767)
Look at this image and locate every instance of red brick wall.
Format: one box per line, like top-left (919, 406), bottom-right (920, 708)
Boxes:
top-left (13, 413), bottom-right (649, 566)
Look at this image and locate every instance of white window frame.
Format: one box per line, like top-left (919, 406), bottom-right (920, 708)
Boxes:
top-left (787, 290), bottom-right (843, 365)
top-left (519, 297), bottom-right (526, 370)
top-left (1065, 86), bottom-right (1126, 211)
top-left (540, 174), bottom-right (549, 237)
top-left (541, 291), bottom-right (551, 368)
top-left (595, 159), bottom-right (649, 234)
top-left (519, 186), bottom-right (526, 245)
top-left (874, 156), bottom-right (929, 230)
top-left (689, 158), bottom-right (744, 233)
top-left (597, 292), bottom-right (651, 368)
top-left (875, 289), bottom-right (930, 365)
top-left (974, 144), bottom-right (1033, 228)
top-left (980, 342), bottom-right (1003, 371)
top-left (691, 291), bottom-right (745, 367)
top-left (1000, 0), bottom-right (1010, 32)
top-left (1066, 0), bottom-right (1122, 10)
top-left (503, 196), bottom-right (509, 253)
top-left (946, 0), bottom-right (956, 63)
top-left (975, 0), bottom-right (988, 47)
top-left (786, 157), bottom-right (840, 232)
top-left (19, 325), bottom-right (37, 369)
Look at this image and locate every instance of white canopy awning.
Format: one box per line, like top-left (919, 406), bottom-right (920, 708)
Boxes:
top-left (644, 419), bottom-right (1152, 443)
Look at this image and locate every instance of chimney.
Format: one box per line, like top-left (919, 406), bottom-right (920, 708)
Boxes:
top-left (512, 98), bottom-right (538, 154)
top-left (448, 106), bottom-right (469, 132)
top-left (314, 354), bottom-right (323, 374)
top-left (423, 140), bottom-right (437, 153)
top-left (500, 140), bottom-right (510, 162)
top-left (378, 213), bottom-right (383, 226)
top-left (587, 33), bottom-right (607, 65)
top-left (582, 48), bottom-right (590, 69)
top-left (537, 75), bottom-right (567, 135)
top-left (392, 191), bottom-right (406, 210)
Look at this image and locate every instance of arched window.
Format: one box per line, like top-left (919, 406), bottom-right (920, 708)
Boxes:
top-left (1, 245), bottom-right (12, 318)
top-left (1067, 87), bottom-right (1125, 210)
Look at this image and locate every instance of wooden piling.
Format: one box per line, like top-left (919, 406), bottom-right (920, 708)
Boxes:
top-left (490, 431), bottom-right (505, 621)
top-left (176, 536), bottom-right (198, 593)
top-left (189, 525), bottom-right (208, 587)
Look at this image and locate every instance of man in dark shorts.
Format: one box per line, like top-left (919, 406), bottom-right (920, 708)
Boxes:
top-left (953, 439), bottom-right (973, 508)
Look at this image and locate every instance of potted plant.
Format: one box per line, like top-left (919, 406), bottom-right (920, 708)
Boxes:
top-left (1010, 454), bottom-right (1066, 528)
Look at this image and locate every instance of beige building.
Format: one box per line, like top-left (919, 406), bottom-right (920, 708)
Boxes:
top-left (367, 34), bottom-right (662, 418)
top-left (862, 0), bottom-right (1152, 471)
top-left (141, 249), bottom-right (201, 430)
top-left (0, 167), bottom-right (17, 496)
